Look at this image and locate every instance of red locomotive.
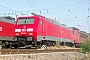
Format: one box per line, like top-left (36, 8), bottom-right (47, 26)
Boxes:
top-left (12, 13), bottom-right (89, 48)
top-left (0, 16), bottom-right (16, 48)
top-left (71, 27), bottom-right (89, 47)
top-left (0, 13), bottom-right (89, 49)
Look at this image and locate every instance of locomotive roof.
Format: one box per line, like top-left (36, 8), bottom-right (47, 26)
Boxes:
top-left (17, 15), bottom-right (90, 34)
top-left (18, 15), bottom-right (72, 30)
top-left (45, 18), bottom-right (72, 30)
top-left (71, 27), bottom-right (89, 35)
top-left (17, 13), bottom-right (89, 34)
top-left (30, 12), bottom-right (73, 30)
top-left (0, 16), bottom-right (16, 24)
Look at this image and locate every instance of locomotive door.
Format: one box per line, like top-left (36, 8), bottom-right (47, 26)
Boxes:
top-left (42, 20), bottom-right (44, 36)
top-left (40, 20), bottom-right (43, 36)
top-left (41, 20), bottom-right (46, 37)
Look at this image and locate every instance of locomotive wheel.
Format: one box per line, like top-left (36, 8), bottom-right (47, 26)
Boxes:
top-left (41, 45), bottom-right (47, 50)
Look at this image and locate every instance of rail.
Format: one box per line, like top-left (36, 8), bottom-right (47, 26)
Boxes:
top-left (0, 48), bottom-right (81, 55)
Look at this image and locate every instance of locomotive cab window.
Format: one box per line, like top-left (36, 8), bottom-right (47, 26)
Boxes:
top-left (17, 18), bottom-right (35, 25)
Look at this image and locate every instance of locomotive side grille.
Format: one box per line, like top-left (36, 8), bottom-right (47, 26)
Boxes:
top-left (80, 33), bottom-right (88, 38)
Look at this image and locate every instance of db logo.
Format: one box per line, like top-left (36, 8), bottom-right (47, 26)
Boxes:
top-left (0, 27), bottom-right (2, 31)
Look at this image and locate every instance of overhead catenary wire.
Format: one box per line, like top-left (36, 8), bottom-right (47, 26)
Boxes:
top-left (14, 0), bottom-right (40, 11)
top-left (0, 0), bottom-right (90, 32)
top-left (26, 0), bottom-right (78, 27)
top-left (0, 0), bottom-right (90, 12)
top-left (26, 0), bottom-right (67, 21)
top-left (26, 0), bottom-right (34, 11)
top-left (13, 0), bottom-right (42, 14)
top-left (13, 0), bottom-right (30, 8)
top-left (75, 0), bottom-right (90, 31)
top-left (25, 0), bottom-right (90, 31)
top-left (0, 5), bottom-right (19, 18)
top-left (47, 0), bottom-right (90, 10)
top-left (75, 0), bottom-right (87, 20)
top-left (50, 0), bottom-right (87, 30)
top-left (28, 0), bottom-right (39, 11)
top-left (49, 0), bottom-right (90, 30)
top-left (0, 5), bottom-right (16, 12)
top-left (74, 3), bottom-right (90, 32)
top-left (79, 0), bottom-right (90, 25)
top-left (50, 0), bottom-right (81, 21)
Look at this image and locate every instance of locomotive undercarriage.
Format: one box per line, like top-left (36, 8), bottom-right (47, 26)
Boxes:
top-left (37, 40), bottom-right (55, 48)
top-left (11, 36), bottom-right (57, 49)
top-left (0, 37), bottom-right (56, 49)
top-left (0, 38), bottom-right (79, 49)
top-left (11, 36), bottom-right (37, 48)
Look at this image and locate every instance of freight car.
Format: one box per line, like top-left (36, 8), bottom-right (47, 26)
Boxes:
top-left (12, 13), bottom-right (89, 49)
top-left (0, 16), bottom-right (16, 48)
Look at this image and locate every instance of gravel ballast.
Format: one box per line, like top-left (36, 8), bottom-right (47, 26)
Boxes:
top-left (0, 52), bottom-right (88, 60)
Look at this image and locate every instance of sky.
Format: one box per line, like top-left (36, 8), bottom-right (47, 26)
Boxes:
top-left (0, 0), bottom-right (90, 33)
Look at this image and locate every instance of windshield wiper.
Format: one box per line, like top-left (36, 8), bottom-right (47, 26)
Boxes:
top-left (24, 20), bottom-right (27, 23)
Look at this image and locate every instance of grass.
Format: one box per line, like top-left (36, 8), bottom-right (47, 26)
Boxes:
top-left (55, 41), bottom-right (60, 48)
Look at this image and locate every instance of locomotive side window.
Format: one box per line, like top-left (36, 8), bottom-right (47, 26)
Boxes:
top-left (17, 18), bottom-right (35, 25)
top-left (40, 20), bottom-right (43, 25)
top-left (0, 17), bottom-right (15, 24)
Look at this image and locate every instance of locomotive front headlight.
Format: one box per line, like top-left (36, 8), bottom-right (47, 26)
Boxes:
top-left (15, 32), bottom-right (19, 35)
top-left (15, 29), bottom-right (21, 32)
top-left (29, 32), bottom-right (33, 35)
top-left (27, 28), bottom-right (33, 32)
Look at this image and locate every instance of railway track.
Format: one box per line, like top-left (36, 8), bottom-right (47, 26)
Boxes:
top-left (0, 48), bottom-right (81, 55)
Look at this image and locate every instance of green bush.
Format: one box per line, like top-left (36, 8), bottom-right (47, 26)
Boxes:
top-left (80, 38), bottom-right (90, 54)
